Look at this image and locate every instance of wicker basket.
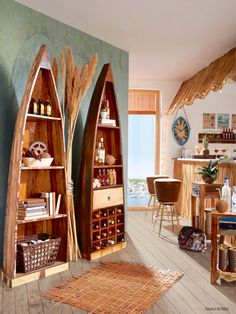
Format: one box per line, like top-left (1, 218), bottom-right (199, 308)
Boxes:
top-left (17, 233), bottom-right (61, 273)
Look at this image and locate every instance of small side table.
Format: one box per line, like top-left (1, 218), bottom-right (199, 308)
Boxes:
top-left (211, 211), bottom-right (236, 284)
top-left (191, 182), bottom-right (223, 231)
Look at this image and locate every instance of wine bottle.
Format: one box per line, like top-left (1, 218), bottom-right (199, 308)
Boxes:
top-left (93, 212), bottom-right (100, 219)
top-left (102, 222), bottom-right (107, 227)
top-left (109, 209), bottom-right (115, 215)
top-left (102, 232), bottom-right (107, 237)
top-left (45, 99), bottom-right (52, 117)
top-left (94, 234), bottom-right (101, 240)
top-left (39, 99), bottom-right (45, 116)
top-left (117, 208), bottom-right (122, 214)
top-left (92, 223), bottom-right (99, 229)
top-left (108, 239), bottom-right (115, 245)
top-left (112, 169), bottom-right (117, 185)
top-left (95, 143), bottom-right (101, 165)
top-left (116, 229), bottom-right (120, 234)
top-left (109, 219), bottom-right (115, 225)
top-left (32, 98), bottom-right (39, 115)
top-left (99, 138), bottom-right (105, 164)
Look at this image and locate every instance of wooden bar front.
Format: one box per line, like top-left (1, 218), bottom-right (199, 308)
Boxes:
top-left (174, 159), bottom-right (236, 219)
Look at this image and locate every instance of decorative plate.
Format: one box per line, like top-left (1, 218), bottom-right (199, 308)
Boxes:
top-left (29, 141), bottom-right (47, 155)
top-left (172, 116), bottom-right (190, 146)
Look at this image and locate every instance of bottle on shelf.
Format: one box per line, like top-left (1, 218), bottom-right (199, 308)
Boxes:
top-left (95, 143), bottom-right (101, 165)
top-left (231, 186), bottom-right (236, 213)
top-left (94, 245), bottom-right (101, 251)
top-left (101, 232), bottom-right (107, 237)
top-left (222, 177), bottom-right (231, 209)
top-left (92, 223), bottom-right (99, 229)
top-left (45, 99), bottom-right (52, 117)
top-left (112, 169), bottom-right (117, 185)
top-left (102, 221), bottom-right (107, 227)
top-left (31, 98), bottom-right (39, 115)
top-left (93, 212), bottom-right (100, 219)
top-left (108, 239), bottom-right (115, 245)
top-left (99, 138), bottom-right (105, 164)
top-left (109, 209), bottom-right (115, 215)
top-left (117, 208), bottom-right (122, 214)
top-left (102, 169), bottom-right (106, 185)
top-left (116, 228), bottom-right (121, 234)
top-left (109, 219), bottom-right (115, 225)
top-left (39, 99), bottom-right (45, 116)
top-left (108, 230), bottom-right (113, 235)
top-left (93, 234), bottom-right (101, 240)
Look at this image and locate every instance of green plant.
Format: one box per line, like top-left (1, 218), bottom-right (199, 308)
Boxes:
top-left (197, 160), bottom-right (218, 178)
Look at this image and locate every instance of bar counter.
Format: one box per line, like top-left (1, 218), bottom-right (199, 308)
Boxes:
top-left (174, 158), bottom-right (236, 219)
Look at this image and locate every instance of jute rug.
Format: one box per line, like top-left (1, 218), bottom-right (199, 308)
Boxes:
top-left (41, 262), bottom-right (183, 313)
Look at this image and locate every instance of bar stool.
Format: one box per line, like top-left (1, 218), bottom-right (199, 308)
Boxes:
top-left (146, 175), bottom-right (169, 222)
top-left (153, 178), bottom-right (181, 236)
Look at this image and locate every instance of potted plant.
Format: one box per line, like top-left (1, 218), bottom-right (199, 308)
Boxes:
top-left (100, 108), bottom-right (108, 120)
top-left (197, 160), bottom-right (218, 184)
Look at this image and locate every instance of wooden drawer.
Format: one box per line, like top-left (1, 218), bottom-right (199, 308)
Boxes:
top-left (93, 187), bottom-right (123, 210)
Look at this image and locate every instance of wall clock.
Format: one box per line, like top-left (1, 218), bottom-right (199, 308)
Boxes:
top-left (172, 116), bottom-right (190, 146)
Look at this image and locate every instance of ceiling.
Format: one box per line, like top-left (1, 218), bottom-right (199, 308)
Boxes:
top-left (16, 0), bottom-right (236, 82)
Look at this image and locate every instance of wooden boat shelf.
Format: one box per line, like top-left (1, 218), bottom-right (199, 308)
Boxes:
top-left (2, 45), bottom-right (69, 287)
top-left (77, 64), bottom-right (126, 260)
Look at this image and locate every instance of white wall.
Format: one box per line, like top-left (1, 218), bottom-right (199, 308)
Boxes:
top-left (129, 80), bottom-right (236, 177)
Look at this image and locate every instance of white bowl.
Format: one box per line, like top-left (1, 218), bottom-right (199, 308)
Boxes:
top-left (22, 157), bottom-right (54, 167)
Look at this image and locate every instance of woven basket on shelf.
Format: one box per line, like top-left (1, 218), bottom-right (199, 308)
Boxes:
top-left (16, 233), bottom-right (61, 273)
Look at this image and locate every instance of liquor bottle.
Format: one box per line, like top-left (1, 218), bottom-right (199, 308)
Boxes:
top-left (109, 169), bottom-right (113, 185)
top-left (222, 177), bottom-right (231, 209)
top-left (97, 169), bottom-right (102, 185)
top-left (40, 99), bottom-right (45, 116)
top-left (106, 169), bottom-right (110, 185)
top-left (112, 169), bottom-right (117, 185)
top-left (102, 169), bottom-right (106, 185)
top-left (99, 138), bottom-right (105, 164)
top-left (31, 98), bottom-right (39, 115)
top-left (108, 239), bottom-right (115, 245)
top-left (95, 143), bottom-right (101, 164)
top-left (231, 186), bottom-right (236, 212)
top-left (45, 100), bottom-right (52, 117)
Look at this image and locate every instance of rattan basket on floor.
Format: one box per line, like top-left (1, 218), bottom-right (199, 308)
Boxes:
top-left (17, 233), bottom-right (61, 273)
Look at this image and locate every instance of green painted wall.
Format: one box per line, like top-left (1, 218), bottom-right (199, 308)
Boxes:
top-left (0, 0), bottom-right (128, 264)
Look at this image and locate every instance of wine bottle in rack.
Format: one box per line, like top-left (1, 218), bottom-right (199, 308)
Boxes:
top-left (92, 223), bottom-right (99, 229)
top-left (93, 212), bottom-right (100, 219)
top-left (109, 219), bottom-right (115, 225)
top-left (109, 209), bottom-right (115, 215)
top-left (108, 230), bottom-right (112, 235)
top-left (102, 232), bottom-right (107, 237)
top-left (102, 221), bottom-right (107, 227)
top-left (117, 208), bottom-right (122, 214)
top-left (94, 234), bottom-right (101, 240)
top-left (116, 228), bottom-right (121, 234)
top-left (108, 239), bottom-right (115, 245)
top-left (117, 218), bottom-right (121, 224)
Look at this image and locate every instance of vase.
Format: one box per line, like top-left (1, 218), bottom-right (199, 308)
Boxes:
top-left (202, 175), bottom-right (216, 184)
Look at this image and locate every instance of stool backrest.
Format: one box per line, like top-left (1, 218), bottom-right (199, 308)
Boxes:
top-left (154, 178), bottom-right (181, 203)
top-left (146, 175), bottom-right (169, 194)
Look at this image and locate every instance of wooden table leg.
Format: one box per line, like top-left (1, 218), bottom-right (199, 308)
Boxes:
top-left (199, 189), bottom-right (205, 231)
top-left (191, 195), bottom-right (197, 227)
top-left (211, 215), bottom-right (218, 284)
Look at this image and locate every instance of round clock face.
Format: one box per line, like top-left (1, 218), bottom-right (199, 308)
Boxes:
top-left (172, 116), bottom-right (190, 146)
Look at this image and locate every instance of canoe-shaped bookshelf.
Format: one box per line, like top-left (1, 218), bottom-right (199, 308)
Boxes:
top-left (2, 45), bottom-right (69, 287)
top-left (77, 64), bottom-right (126, 260)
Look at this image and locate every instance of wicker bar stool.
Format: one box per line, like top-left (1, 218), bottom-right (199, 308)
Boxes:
top-left (146, 175), bottom-right (169, 222)
top-left (153, 178), bottom-right (181, 236)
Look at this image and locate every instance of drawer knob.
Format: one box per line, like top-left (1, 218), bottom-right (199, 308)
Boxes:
top-left (108, 196), bottom-right (111, 201)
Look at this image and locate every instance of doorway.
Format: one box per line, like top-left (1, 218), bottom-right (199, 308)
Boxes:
top-left (128, 90), bottom-right (160, 209)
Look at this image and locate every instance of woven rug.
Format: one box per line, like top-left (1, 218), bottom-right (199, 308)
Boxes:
top-left (41, 262), bottom-right (183, 313)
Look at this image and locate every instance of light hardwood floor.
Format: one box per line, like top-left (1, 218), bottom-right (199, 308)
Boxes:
top-left (0, 210), bottom-right (235, 313)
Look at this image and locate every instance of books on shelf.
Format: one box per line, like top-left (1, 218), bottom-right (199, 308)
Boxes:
top-left (18, 199), bottom-right (48, 220)
top-left (99, 118), bottom-right (116, 126)
top-left (40, 192), bottom-right (56, 216)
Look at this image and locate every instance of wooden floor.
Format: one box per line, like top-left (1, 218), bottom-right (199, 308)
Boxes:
top-left (0, 210), bottom-right (236, 313)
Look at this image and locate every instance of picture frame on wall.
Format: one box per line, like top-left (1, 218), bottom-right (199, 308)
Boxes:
top-left (217, 113), bottom-right (230, 129)
top-left (203, 113), bottom-right (215, 129)
top-left (232, 114), bottom-right (236, 129)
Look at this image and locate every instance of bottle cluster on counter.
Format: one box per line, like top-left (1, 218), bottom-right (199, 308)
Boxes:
top-left (91, 207), bottom-right (125, 252)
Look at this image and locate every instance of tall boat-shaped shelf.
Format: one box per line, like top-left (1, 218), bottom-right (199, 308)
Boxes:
top-left (2, 45), bottom-right (69, 287)
top-left (77, 63), bottom-right (126, 260)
